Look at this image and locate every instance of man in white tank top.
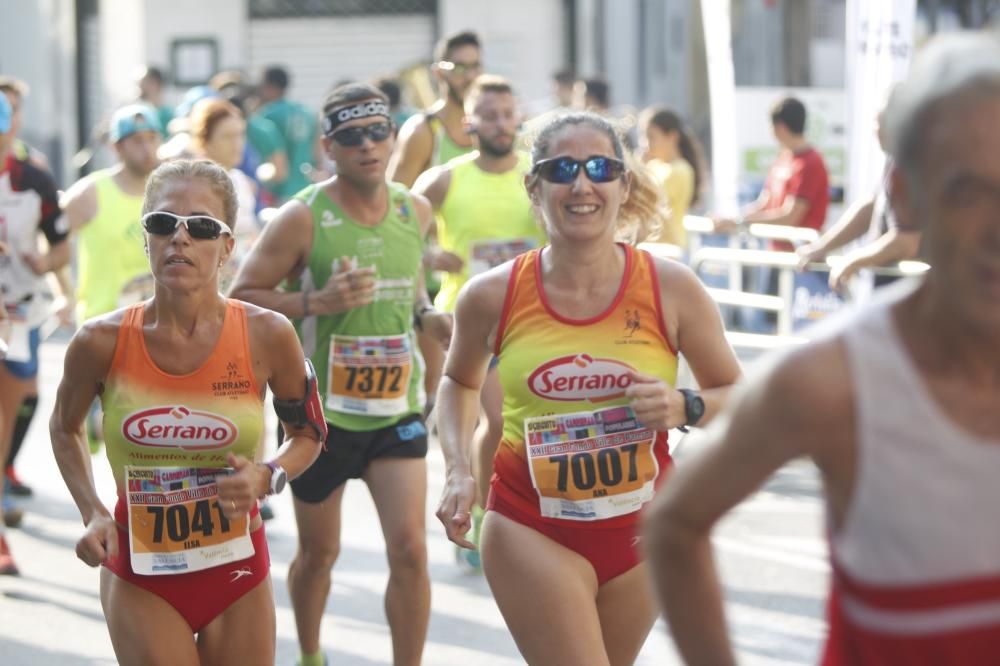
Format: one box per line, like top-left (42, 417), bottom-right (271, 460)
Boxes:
top-left (643, 32), bottom-right (1000, 666)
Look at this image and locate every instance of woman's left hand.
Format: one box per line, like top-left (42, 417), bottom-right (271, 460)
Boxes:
top-left (625, 370), bottom-right (687, 432)
top-left (216, 453), bottom-right (268, 519)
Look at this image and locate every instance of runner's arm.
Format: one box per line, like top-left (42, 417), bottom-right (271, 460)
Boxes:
top-left (435, 269), bottom-right (508, 547)
top-left (227, 199), bottom-right (314, 317)
top-left (668, 261), bottom-right (741, 423)
top-left (412, 191), bottom-right (454, 344)
top-left (49, 318), bottom-right (118, 525)
top-left (254, 311), bottom-right (323, 490)
top-left (628, 259), bottom-right (740, 430)
top-left (59, 177), bottom-right (98, 231)
top-left (643, 339), bottom-right (849, 665)
top-left (388, 115), bottom-right (433, 187)
top-left (411, 165), bottom-right (450, 212)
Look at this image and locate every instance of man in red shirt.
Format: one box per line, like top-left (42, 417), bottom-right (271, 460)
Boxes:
top-left (717, 97), bottom-right (830, 250)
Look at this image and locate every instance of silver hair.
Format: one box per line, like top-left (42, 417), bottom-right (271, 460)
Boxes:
top-left (885, 31), bottom-right (1000, 171)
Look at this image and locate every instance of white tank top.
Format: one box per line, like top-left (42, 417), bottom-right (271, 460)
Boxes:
top-left (826, 289), bottom-right (1000, 654)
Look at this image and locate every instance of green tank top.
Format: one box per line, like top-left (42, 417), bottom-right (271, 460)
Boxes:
top-left (435, 152), bottom-right (546, 312)
top-left (291, 182), bottom-right (425, 431)
top-left (428, 116), bottom-right (473, 167)
top-left (77, 170), bottom-right (151, 322)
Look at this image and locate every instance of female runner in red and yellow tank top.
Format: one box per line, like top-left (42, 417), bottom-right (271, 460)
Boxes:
top-left (436, 113), bottom-right (741, 665)
top-left (50, 160), bottom-right (322, 666)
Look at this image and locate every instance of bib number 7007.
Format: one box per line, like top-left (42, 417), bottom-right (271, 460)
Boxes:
top-left (550, 443), bottom-right (639, 492)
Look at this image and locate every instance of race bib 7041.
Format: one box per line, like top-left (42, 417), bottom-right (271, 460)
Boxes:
top-left (126, 466), bottom-right (253, 575)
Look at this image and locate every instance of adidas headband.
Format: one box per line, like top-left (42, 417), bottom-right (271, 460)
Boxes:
top-left (322, 100), bottom-right (390, 135)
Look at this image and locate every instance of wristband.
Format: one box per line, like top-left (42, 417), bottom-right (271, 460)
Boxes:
top-left (413, 304), bottom-right (434, 331)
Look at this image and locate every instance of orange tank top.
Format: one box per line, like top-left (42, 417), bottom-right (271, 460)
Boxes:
top-left (492, 244), bottom-right (678, 526)
top-left (102, 300), bottom-right (264, 490)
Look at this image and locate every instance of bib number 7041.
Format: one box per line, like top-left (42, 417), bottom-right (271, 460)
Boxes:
top-left (145, 499), bottom-right (232, 544)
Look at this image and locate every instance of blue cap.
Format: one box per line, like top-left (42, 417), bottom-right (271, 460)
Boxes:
top-left (109, 104), bottom-right (160, 143)
top-left (0, 93), bottom-right (11, 134)
top-left (174, 85), bottom-right (219, 119)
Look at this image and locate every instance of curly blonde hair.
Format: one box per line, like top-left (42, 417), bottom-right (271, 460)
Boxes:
top-left (526, 112), bottom-right (665, 244)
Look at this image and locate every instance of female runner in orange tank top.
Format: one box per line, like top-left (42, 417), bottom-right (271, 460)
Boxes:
top-left (435, 113), bottom-right (742, 665)
top-left (50, 159), bottom-right (322, 665)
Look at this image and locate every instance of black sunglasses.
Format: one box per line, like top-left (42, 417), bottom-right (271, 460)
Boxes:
top-left (532, 156), bottom-right (626, 184)
top-left (141, 212), bottom-right (231, 240)
top-left (329, 122), bottom-right (393, 147)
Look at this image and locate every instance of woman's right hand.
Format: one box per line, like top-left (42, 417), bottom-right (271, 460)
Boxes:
top-left (436, 472), bottom-right (478, 550)
top-left (76, 514), bottom-right (118, 567)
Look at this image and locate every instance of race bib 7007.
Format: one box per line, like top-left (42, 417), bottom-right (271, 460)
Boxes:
top-left (525, 406), bottom-right (659, 521)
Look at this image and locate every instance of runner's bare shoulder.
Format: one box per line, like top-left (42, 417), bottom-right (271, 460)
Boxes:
top-left (751, 332), bottom-right (855, 461)
top-left (458, 259), bottom-right (517, 340)
top-left (240, 300), bottom-right (297, 346)
top-left (65, 308), bottom-right (131, 378)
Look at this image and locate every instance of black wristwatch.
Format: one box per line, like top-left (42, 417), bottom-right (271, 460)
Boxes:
top-left (413, 304), bottom-right (434, 331)
top-left (677, 389), bottom-right (705, 433)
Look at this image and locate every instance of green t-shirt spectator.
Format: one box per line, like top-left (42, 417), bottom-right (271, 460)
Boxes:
top-left (155, 105), bottom-right (174, 138)
top-left (257, 98), bottom-right (317, 201)
top-left (246, 115), bottom-right (286, 168)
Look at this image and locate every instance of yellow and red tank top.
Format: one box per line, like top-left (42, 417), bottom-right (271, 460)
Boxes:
top-left (493, 243), bottom-right (678, 527)
top-left (102, 301), bottom-right (265, 574)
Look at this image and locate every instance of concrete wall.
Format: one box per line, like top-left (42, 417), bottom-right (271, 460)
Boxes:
top-left (141, 0), bottom-right (249, 108)
top-left (0, 0), bottom-right (78, 186)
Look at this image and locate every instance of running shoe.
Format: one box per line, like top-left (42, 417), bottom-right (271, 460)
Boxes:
top-left (2, 492), bottom-right (23, 528)
top-left (454, 505), bottom-right (484, 570)
top-left (0, 534), bottom-right (19, 575)
top-left (5, 466), bottom-right (32, 497)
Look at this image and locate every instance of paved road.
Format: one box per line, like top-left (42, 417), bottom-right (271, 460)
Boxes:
top-left (0, 339), bottom-right (828, 664)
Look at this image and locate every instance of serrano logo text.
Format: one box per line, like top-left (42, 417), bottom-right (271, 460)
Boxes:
top-left (122, 406), bottom-right (238, 450)
top-left (527, 354), bottom-right (634, 402)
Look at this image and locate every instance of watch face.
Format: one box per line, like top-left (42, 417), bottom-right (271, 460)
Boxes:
top-left (691, 396), bottom-right (706, 422)
top-left (273, 469), bottom-right (288, 495)
top-left (684, 390), bottom-right (706, 426)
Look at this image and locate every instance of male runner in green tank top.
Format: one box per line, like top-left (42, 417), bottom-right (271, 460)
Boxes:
top-left (60, 104), bottom-right (162, 454)
top-left (230, 83), bottom-right (451, 666)
top-left (413, 75), bottom-right (545, 567)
